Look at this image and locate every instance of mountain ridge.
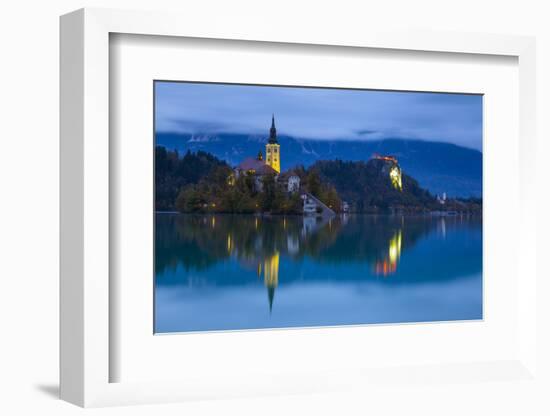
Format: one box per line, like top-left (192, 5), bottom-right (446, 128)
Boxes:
top-left (156, 132), bottom-right (482, 197)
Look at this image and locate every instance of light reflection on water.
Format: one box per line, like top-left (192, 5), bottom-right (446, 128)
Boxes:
top-left (155, 214), bottom-right (482, 333)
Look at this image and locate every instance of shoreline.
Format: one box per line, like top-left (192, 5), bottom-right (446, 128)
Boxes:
top-left (155, 211), bottom-right (482, 217)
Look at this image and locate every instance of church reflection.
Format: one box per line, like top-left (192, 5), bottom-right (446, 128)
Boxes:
top-left (257, 252), bottom-right (280, 313)
top-left (155, 213), bottom-right (452, 313)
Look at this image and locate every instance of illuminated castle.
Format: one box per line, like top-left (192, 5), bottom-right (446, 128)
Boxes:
top-left (372, 154), bottom-right (403, 192)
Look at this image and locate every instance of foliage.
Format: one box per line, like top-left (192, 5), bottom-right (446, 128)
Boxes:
top-left (308, 159), bottom-right (436, 213)
top-left (155, 146), bottom-right (229, 211)
top-left (300, 169), bottom-right (342, 212)
top-left (157, 146), bottom-right (479, 215)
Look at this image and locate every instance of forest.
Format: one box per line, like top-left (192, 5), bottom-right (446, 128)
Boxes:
top-left (155, 146), bottom-right (481, 214)
top-left (155, 146), bottom-right (340, 214)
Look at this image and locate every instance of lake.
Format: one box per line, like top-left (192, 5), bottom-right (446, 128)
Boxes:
top-left (155, 213), bottom-right (482, 333)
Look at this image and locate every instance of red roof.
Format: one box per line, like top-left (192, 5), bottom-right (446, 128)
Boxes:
top-left (236, 158), bottom-right (278, 175)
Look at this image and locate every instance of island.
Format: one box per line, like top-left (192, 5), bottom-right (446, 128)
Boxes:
top-left (155, 116), bottom-right (482, 216)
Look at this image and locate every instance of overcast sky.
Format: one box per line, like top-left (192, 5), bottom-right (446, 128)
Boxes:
top-left (155, 81), bottom-right (483, 151)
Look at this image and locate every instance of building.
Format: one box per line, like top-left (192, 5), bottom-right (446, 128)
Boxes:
top-left (287, 175), bottom-right (300, 193)
top-left (234, 154), bottom-right (278, 191)
top-left (302, 194), bottom-right (318, 215)
top-left (301, 192), bottom-right (335, 217)
top-left (372, 153), bottom-right (403, 191)
top-left (265, 114), bottom-right (281, 173)
top-left (278, 171), bottom-right (301, 193)
top-left (233, 115), bottom-right (290, 192)
top-left (232, 115), bottom-right (307, 197)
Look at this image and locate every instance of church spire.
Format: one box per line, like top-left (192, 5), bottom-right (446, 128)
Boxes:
top-left (268, 114), bottom-right (278, 144)
top-left (265, 114), bottom-right (281, 173)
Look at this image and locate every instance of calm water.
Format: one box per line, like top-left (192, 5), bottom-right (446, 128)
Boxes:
top-left (155, 213), bottom-right (482, 333)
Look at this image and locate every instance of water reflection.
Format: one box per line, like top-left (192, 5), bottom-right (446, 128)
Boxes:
top-left (155, 214), bottom-right (482, 332)
top-left (157, 215), bottom-right (422, 274)
top-left (374, 229), bottom-right (402, 276)
top-left (261, 252), bottom-right (279, 313)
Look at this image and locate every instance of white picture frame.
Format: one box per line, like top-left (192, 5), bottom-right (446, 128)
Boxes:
top-left (60, 7), bottom-right (538, 407)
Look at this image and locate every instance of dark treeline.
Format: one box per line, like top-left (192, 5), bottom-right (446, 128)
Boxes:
top-left (175, 167), bottom-right (305, 215)
top-left (155, 146), bottom-right (228, 211)
top-left (311, 159), bottom-right (436, 213)
top-left (156, 146), bottom-right (481, 214)
top-left (156, 146), bottom-right (341, 214)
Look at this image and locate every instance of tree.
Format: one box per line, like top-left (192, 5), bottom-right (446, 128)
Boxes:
top-left (305, 170), bottom-right (322, 197)
top-left (219, 187), bottom-right (257, 213)
top-left (155, 146), bottom-right (229, 211)
top-left (308, 159), bottom-right (438, 213)
top-left (324, 186), bottom-right (342, 212)
top-left (176, 185), bottom-right (205, 213)
top-left (260, 174), bottom-right (277, 211)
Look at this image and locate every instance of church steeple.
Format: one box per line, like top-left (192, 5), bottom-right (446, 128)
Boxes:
top-left (268, 114), bottom-right (278, 144)
top-left (265, 114), bottom-right (281, 173)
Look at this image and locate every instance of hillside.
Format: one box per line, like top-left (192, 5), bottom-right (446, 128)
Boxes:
top-left (311, 158), bottom-right (436, 212)
top-left (156, 146), bottom-right (454, 213)
top-left (156, 132), bottom-right (482, 197)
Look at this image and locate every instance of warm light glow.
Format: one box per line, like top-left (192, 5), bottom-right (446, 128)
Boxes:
top-left (374, 229), bottom-right (402, 276)
top-left (263, 252), bottom-right (280, 288)
top-left (388, 230), bottom-right (402, 264)
top-left (372, 153), bottom-right (398, 163)
top-left (263, 251), bottom-right (280, 312)
top-left (389, 165), bottom-right (403, 191)
top-left (265, 143), bottom-right (281, 173)
top-left (227, 174), bottom-right (236, 186)
top-left (227, 234), bottom-right (232, 253)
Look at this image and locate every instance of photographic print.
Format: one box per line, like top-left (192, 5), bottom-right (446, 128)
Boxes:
top-left (154, 81), bottom-right (482, 333)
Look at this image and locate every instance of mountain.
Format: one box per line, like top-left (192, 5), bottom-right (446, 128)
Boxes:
top-left (156, 133), bottom-right (482, 197)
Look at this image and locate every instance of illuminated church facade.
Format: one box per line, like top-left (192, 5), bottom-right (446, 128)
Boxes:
top-left (265, 114), bottom-right (281, 173)
top-left (234, 115), bottom-right (300, 193)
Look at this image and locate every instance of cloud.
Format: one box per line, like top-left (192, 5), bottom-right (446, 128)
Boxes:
top-left (154, 81), bottom-right (483, 150)
top-left (356, 129), bottom-right (379, 136)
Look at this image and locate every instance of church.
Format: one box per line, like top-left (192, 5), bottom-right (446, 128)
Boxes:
top-left (265, 114), bottom-right (280, 173)
top-left (234, 115), bottom-right (300, 193)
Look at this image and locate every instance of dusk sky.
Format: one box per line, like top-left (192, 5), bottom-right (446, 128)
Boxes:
top-left (155, 81), bottom-right (483, 151)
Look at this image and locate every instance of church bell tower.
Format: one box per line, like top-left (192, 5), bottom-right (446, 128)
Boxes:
top-left (265, 114), bottom-right (281, 173)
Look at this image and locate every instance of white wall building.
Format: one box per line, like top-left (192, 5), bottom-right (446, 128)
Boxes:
top-left (287, 175), bottom-right (300, 193)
